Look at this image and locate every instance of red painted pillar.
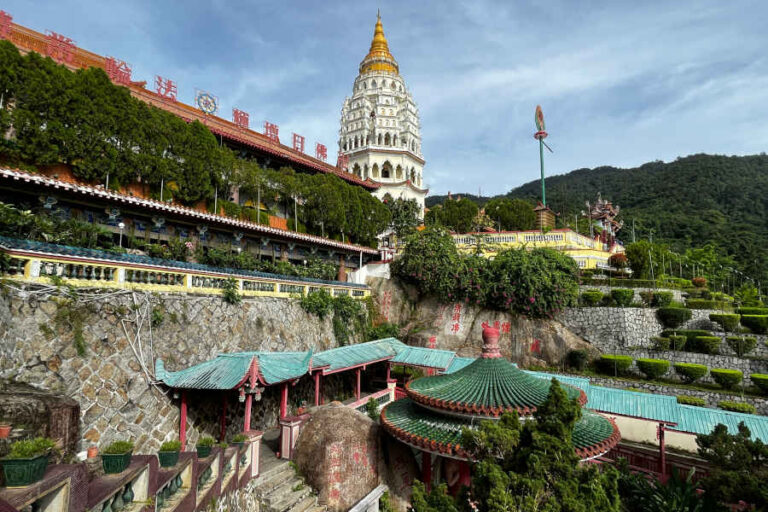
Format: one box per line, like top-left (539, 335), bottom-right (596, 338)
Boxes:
top-left (314, 372), bottom-right (321, 407)
top-left (356, 368), bottom-right (362, 401)
top-left (244, 393), bottom-right (253, 432)
top-left (219, 394), bottom-right (227, 441)
top-left (658, 423), bottom-right (667, 482)
top-left (421, 452), bottom-right (432, 492)
top-left (180, 391), bottom-right (188, 449)
top-left (386, 363), bottom-right (391, 382)
top-left (280, 382), bottom-right (289, 419)
top-left (459, 461), bottom-right (471, 489)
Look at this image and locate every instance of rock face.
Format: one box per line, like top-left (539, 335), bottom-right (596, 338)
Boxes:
top-left (293, 404), bottom-right (379, 512)
top-left (380, 434), bottom-right (418, 512)
top-left (368, 277), bottom-right (594, 366)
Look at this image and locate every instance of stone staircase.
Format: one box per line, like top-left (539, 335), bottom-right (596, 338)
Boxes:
top-left (253, 441), bottom-right (325, 512)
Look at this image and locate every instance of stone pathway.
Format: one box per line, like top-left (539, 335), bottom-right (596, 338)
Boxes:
top-left (253, 432), bottom-right (325, 512)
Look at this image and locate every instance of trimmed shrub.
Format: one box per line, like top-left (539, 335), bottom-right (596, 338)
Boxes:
top-left (652, 291), bottom-right (674, 307)
top-left (740, 315), bottom-right (768, 334)
top-left (686, 299), bottom-right (725, 309)
top-left (726, 336), bottom-right (757, 357)
top-left (580, 289), bottom-right (603, 307)
top-left (717, 400), bottom-right (755, 414)
top-left (669, 335), bottom-right (687, 351)
top-left (639, 291), bottom-right (654, 307)
top-left (636, 358), bottom-right (670, 379)
top-left (710, 369), bottom-right (743, 390)
top-left (650, 336), bottom-right (670, 351)
top-left (566, 349), bottom-right (589, 371)
top-left (736, 307), bottom-right (768, 316)
top-left (690, 336), bottom-right (721, 355)
top-left (656, 307), bottom-right (692, 328)
top-left (676, 395), bottom-right (706, 406)
top-left (673, 363), bottom-right (708, 384)
top-left (692, 277), bottom-right (707, 288)
top-left (597, 355), bottom-right (633, 375)
top-left (611, 288), bottom-right (634, 307)
top-left (661, 330), bottom-right (710, 345)
top-left (709, 313), bottom-right (741, 332)
top-left (750, 374), bottom-right (768, 394)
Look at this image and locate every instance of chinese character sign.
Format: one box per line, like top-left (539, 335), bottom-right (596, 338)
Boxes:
top-left (379, 291), bottom-right (392, 322)
top-left (264, 121), bottom-right (280, 142)
top-left (445, 303), bottom-right (464, 335)
top-left (45, 31), bottom-right (75, 65)
top-left (337, 152), bottom-right (349, 172)
top-left (530, 338), bottom-right (542, 354)
top-left (315, 143), bottom-right (327, 161)
top-left (155, 75), bottom-right (177, 101)
top-left (0, 10), bottom-right (13, 40)
top-left (292, 133), bottom-right (305, 153)
top-left (105, 57), bottom-right (132, 85)
top-left (232, 108), bottom-right (249, 129)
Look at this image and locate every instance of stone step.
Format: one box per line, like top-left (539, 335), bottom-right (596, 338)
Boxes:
top-left (286, 495), bottom-right (319, 512)
top-left (268, 484), bottom-right (314, 512)
top-left (263, 477), bottom-right (305, 506)
top-left (254, 467), bottom-right (296, 497)
top-left (305, 507), bottom-right (326, 512)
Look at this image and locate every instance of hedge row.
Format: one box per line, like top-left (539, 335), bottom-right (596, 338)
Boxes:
top-left (709, 313), bottom-right (740, 332)
top-left (718, 400), bottom-right (756, 414)
top-left (751, 374), bottom-right (768, 394)
top-left (656, 307), bottom-right (692, 328)
top-left (726, 336), bottom-right (757, 357)
top-left (578, 288), bottom-right (636, 307)
top-left (710, 369), bottom-right (743, 390)
top-left (673, 363), bottom-right (708, 384)
top-left (741, 315), bottom-right (768, 334)
top-left (736, 307), bottom-right (768, 316)
top-left (596, 355), bottom-right (633, 375)
top-left (636, 358), bottom-right (670, 379)
top-left (676, 395), bottom-right (706, 406)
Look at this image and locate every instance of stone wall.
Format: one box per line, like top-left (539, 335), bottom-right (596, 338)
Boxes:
top-left (579, 286), bottom-right (684, 303)
top-left (0, 284), bottom-right (356, 453)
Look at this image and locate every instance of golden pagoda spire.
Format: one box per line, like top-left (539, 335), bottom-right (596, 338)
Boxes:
top-left (359, 11), bottom-right (399, 75)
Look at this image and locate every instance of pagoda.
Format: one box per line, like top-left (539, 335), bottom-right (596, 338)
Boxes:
top-left (380, 326), bottom-right (620, 492)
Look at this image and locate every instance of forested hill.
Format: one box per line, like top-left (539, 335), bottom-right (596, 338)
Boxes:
top-left (430, 153), bottom-right (768, 275)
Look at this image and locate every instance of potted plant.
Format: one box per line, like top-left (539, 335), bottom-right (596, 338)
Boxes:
top-left (101, 440), bottom-right (134, 474)
top-left (158, 440), bottom-right (181, 468)
top-left (1, 437), bottom-right (57, 486)
top-left (231, 434), bottom-right (248, 449)
top-left (0, 420), bottom-right (11, 439)
top-left (195, 437), bottom-right (215, 458)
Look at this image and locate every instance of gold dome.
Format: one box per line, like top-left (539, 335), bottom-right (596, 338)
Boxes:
top-left (359, 12), bottom-right (399, 75)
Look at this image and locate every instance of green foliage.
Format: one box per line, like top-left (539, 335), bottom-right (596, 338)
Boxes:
top-left (710, 369), bottom-right (743, 390)
top-left (616, 461), bottom-right (722, 512)
top-left (636, 358), bottom-right (670, 379)
top-left (379, 490), bottom-right (395, 512)
top-left (661, 330), bottom-right (710, 345)
top-left (393, 227), bottom-right (460, 299)
top-left (580, 289), bottom-right (604, 306)
top-left (366, 322), bottom-right (400, 341)
top-left (651, 336), bottom-right (670, 351)
top-left (6, 438), bottom-right (58, 459)
top-left (102, 440), bottom-right (134, 455)
top-left (733, 284), bottom-right (762, 307)
top-left (221, 278), bottom-right (242, 305)
top-left (483, 197), bottom-right (536, 231)
top-left (299, 289), bottom-right (334, 319)
top-left (686, 298), bottom-right (732, 310)
top-left (750, 374), bottom-right (768, 395)
top-left (597, 355), bottom-right (633, 376)
top-left (231, 434), bottom-right (248, 443)
top-left (652, 291), bottom-right (674, 307)
top-left (697, 422), bottom-right (768, 509)
top-left (726, 336), bottom-right (757, 357)
top-left (690, 336), bottom-right (721, 355)
top-left (741, 314), bottom-right (768, 334)
top-left (611, 288), bottom-right (634, 307)
top-left (382, 194), bottom-right (420, 239)
top-left (624, 241), bottom-right (653, 279)
top-left (159, 440), bottom-right (182, 452)
top-left (736, 307), bottom-right (768, 316)
top-left (669, 335), bottom-right (687, 351)
top-left (424, 197), bottom-right (478, 233)
top-left (151, 307), bottom-right (165, 328)
top-left (54, 298), bottom-right (90, 356)
top-left (656, 306), bottom-right (692, 328)
top-left (409, 481), bottom-right (459, 512)
top-left (708, 313), bottom-right (740, 332)
top-left (673, 363), bottom-right (708, 384)
top-left (196, 436), bottom-right (216, 447)
top-left (676, 395), bottom-right (706, 406)
top-left (566, 349), bottom-right (588, 371)
top-left (365, 397), bottom-right (379, 422)
top-left (300, 290), bottom-right (367, 345)
top-left (717, 401), bottom-right (755, 414)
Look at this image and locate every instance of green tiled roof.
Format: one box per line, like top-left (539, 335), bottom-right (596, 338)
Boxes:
top-left (672, 405), bottom-right (768, 441)
top-left (407, 357), bottom-right (584, 416)
top-left (391, 346), bottom-right (456, 370)
top-left (444, 357), bottom-right (475, 374)
top-left (312, 338), bottom-right (407, 373)
top-left (381, 398), bottom-right (619, 460)
top-left (586, 386), bottom-right (680, 425)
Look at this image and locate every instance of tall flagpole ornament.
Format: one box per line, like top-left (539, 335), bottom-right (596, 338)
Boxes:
top-left (534, 105), bottom-right (547, 140)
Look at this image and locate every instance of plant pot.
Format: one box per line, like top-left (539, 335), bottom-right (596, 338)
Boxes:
top-left (102, 451), bottom-right (132, 474)
top-left (196, 445), bottom-right (212, 458)
top-left (158, 450), bottom-right (180, 468)
top-left (0, 424), bottom-right (11, 439)
top-left (1, 454), bottom-right (49, 487)
top-left (87, 446), bottom-right (99, 459)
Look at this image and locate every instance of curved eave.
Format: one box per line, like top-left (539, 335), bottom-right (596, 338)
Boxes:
top-left (373, 179), bottom-right (428, 195)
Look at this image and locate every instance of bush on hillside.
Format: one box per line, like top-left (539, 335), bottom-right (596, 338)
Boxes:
top-left (710, 369), bottom-right (743, 390)
top-left (393, 227), bottom-right (461, 299)
top-left (676, 395), bottom-right (706, 406)
top-left (596, 355), bottom-right (633, 376)
top-left (656, 307), bottom-right (692, 328)
top-left (636, 358), bottom-right (670, 379)
top-left (709, 313), bottom-right (741, 332)
top-left (669, 335), bottom-right (687, 351)
top-left (750, 374), bottom-right (768, 395)
top-left (580, 289), bottom-right (603, 307)
top-left (717, 400), bottom-right (755, 414)
top-left (566, 349), bottom-right (589, 371)
top-left (639, 291), bottom-right (654, 307)
top-left (726, 336), bottom-right (757, 357)
top-left (652, 291), bottom-right (674, 307)
top-left (611, 288), bottom-right (634, 307)
top-left (673, 363), bottom-right (708, 384)
top-left (736, 307), bottom-right (768, 316)
top-left (661, 330), bottom-right (710, 345)
top-left (686, 298), bottom-right (732, 310)
top-left (650, 336), bottom-right (670, 351)
top-left (690, 336), bottom-right (722, 355)
top-left (740, 315), bottom-right (768, 334)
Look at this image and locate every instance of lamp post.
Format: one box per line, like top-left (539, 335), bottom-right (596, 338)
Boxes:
top-left (118, 222), bottom-right (125, 248)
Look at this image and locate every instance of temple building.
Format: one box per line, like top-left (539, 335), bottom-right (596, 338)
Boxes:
top-left (380, 326), bottom-right (621, 492)
top-left (339, 13), bottom-right (428, 217)
top-left (587, 193), bottom-right (623, 246)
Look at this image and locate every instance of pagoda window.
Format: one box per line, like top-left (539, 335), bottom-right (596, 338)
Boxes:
top-left (410, 168), bottom-right (416, 182)
top-left (396, 165), bottom-right (403, 179)
top-left (393, 135), bottom-right (398, 146)
top-left (372, 164), bottom-right (379, 178)
top-left (377, 133), bottom-right (383, 145)
top-left (385, 133), bottom-right (391, 146)
top-left (372, 80), bottom-right (377, 88)
top-left (353, 164), bottom-right (361, 177)
top-left (382, 161), bottom-right (393, 179)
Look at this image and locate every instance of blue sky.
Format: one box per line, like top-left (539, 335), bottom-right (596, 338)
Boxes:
top-left (4, 1), bottom-right (768, 196)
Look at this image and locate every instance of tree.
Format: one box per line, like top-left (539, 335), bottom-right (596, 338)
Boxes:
top-left (625, 240), bottom-right (653, 278)
top-left (431, 198), bottom-right (478, 233)
top-left (411, 381), bottom-right (621, 512)
top-left (392, 226), bottom-right (460, 299)
top-left (383, 194), bottom-right (420, 239)
top-left (485, 198), bottom-right (536, 231)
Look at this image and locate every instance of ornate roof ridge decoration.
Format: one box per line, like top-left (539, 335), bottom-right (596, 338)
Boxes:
top-left (0, 168), bottom-right (378, 255)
